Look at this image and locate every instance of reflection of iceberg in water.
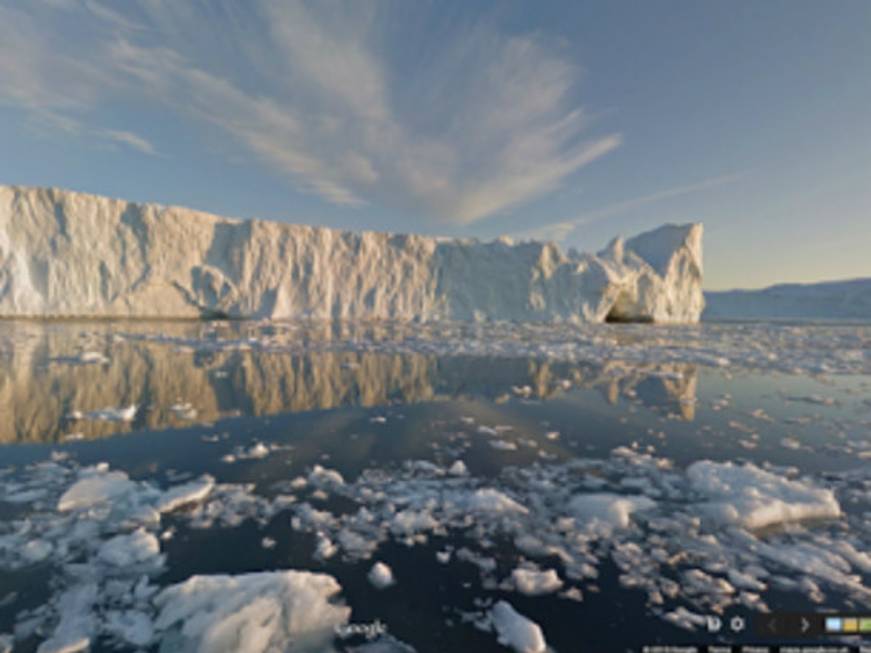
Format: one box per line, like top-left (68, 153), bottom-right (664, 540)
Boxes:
top-left (0, 322), bottom-right (698, 443)
top-left (595, 361), bottom-right (698, 420)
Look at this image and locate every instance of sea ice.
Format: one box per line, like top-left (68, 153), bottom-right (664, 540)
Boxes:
top-left (368, 562), bottom-right (396, 589)
top-left (687, 461), bottom-right (841, 530)
top-left (568, 493), bottom-right (656, 532)
top-left (489, 601), bottom-right (547, 653)
top-left (510, 568), bottom-right (563, 596)
top-left (98, 529), bottom-right (162, 567)
top-left (153, 570), bottom-right (350, 652)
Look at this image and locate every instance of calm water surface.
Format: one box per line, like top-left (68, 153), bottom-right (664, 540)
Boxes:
top-left (0, 320), bottom-right (869, 652)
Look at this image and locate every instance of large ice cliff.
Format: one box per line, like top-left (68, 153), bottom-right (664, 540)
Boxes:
top-left (0, 186), bottom-right (704, 322)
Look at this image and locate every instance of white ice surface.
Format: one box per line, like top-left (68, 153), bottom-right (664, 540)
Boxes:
top-left (153, 570), bottom-right (350, 653)
top-left (510, 568), bottom-right (563, 596)
top-left (568, 493), bottom-right (656, 533)
top-left (367, 562), bottom-right (396, 590)
top-left (687, 461), bottom-right (841, 530)
top-left (1, 441), bottom-right (869, 650)
top-left (0, 185), bottom-right (703, 323)
top-left (489, 601), bottom-right (547, 653)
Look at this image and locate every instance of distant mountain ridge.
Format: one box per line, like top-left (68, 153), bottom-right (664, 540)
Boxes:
top-left (705, 277), bottom-right (871, 320)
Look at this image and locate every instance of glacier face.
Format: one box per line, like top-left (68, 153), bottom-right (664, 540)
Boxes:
top-left (0, 185), bottom-right (704, 322)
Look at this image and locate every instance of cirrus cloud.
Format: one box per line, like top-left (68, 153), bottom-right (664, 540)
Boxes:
top-left (0, 0), bottom-right (620, 224)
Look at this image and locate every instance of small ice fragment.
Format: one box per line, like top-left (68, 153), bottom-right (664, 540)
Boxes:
top-left (58, 469), bottom-right (135, 511)
top-left (490, 600), bottom-right (547, 653)
top-left (104, 610), bottom-right (153, 647)
top-left (156, 476), bottom-right (214, 513)
top-left (98, 529), bottom-right (161, 567)
top-left (568, 493), bottom-right (656, 531)
top-left (448, 460), bottom-right (468, 476)
top-left (436, 550), bottom-right (452, 564)
top-left (465, 488), bottom-right (528, 515)
top-left (368, 562), bottom-right (396, 589)
top-left (510, 568), bottom-right (563, 596)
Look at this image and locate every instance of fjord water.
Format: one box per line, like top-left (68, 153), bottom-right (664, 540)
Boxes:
top-left (0, 320), bottom-right (869, 652)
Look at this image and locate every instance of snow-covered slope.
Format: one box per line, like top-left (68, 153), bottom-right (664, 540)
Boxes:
top-left (705, 278), bottom-right (871, 321)
top-left (0, 185), bottom-right (704, 322)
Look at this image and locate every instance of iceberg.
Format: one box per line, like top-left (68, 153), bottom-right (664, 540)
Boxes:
top-left (0, 185), bottom-right (704, 323)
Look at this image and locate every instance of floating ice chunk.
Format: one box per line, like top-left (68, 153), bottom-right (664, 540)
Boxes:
top-left (98, 529), bottom-right (161, 567)
top-left (510, 568), bottom-right (563, 596)
top-left (390, 509), bottom-right (439, 537)
top-left (153, 570), bottom-right (350, 652)
top-left (104, 610), bottom-right (154, 648)
top-left (3, 488), bottom-right (46, 504)
top-left (57, 469), bottom-right (136, 511)
top-left (489, 601), bottom-right (547, 653)
top-left (246, 443), bottom-right (271, 459)
top-left (0, 634), bottom-right (11, 653)
top-left (568, 493), bottom-right (656, 532)
top-left (448, 461), bottom-right (468, 476)
top-left (687, 461), bottom-right (841, 530)
top-left (22, 539), bottom-right (53, 563)
top-left (368, 562), bottom-right (396, 589)
top-left (726, 569), bottom-right (766, 592)
top-left (314, 533), bottom-right (337, 560)
top-left (261, 537), bottom-right (277, 550)
top-left (489, 440), bottom-right (518, 451)
top-left (37, 583), bottom-right (97, 653)
top-left (308, 465), bottom-right (345, 488)
top-left (155, 476), bottom-right (215, 513)
top-left (464, 489), bottom-right (528, 515)
top-left (662, 606), bottom-right (707, 632)
top-left (223, 442), bottom-right (283, 463)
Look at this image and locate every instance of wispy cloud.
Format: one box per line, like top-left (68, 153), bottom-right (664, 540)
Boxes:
top-left (511, 172), bottom-right (745, 242)
top-left (99, 129), bottom-right (157, 156)
top-left (0, 1), bottom-right (619, 223)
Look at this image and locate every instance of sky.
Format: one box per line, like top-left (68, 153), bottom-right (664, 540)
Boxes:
top-left (0, 1), bottom-right (869, 290)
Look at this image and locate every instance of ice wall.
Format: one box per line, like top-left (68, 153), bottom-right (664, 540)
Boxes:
top-left (0, 185), bottom-right (704, 322)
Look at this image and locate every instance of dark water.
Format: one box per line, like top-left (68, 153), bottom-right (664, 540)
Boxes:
top-left (0, 320), bottom-right (869, 652)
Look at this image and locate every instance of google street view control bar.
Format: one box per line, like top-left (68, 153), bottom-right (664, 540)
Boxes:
top-left (641, 646), bottom-right (870, 652)
top-left (756, 613), bottom-right (871, 638)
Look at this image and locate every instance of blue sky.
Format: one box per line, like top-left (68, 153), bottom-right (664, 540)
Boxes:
top-left (0, 1), bottom-right (869, 290)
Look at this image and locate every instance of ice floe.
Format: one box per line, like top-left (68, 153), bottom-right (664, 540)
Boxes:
top-left (488, 601), bottom-right (547, 653)
top-left (368, 562), bottom-right (396, 590)
top-left (687, 460), bottom-right (841, 530)
top-left (1, 438), bottom-right (869, 650)
top-left (153, 571), bottom-right (350, 652)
